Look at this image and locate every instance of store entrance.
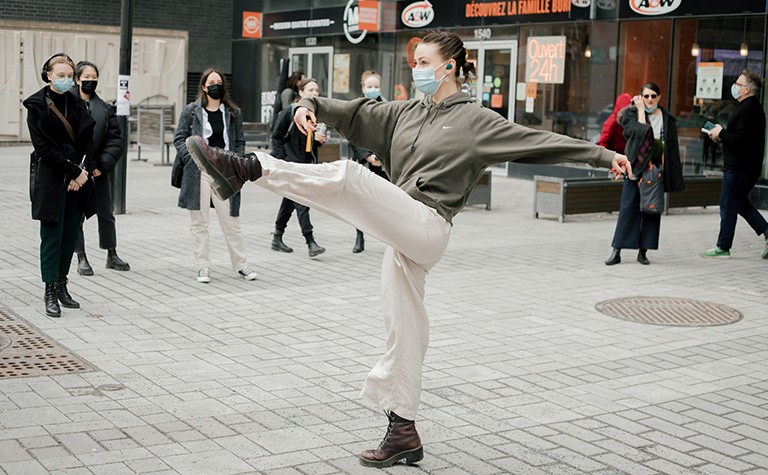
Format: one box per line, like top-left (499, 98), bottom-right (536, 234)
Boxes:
top-left (464, 40), bottom-right (518, 122)
top-left (289, 46), bottom-right (334, 98)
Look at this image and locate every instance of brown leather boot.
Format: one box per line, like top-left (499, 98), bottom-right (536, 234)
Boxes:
top-left (185, 136), bottom-right (261, 201)
top-left (359, 412), bottom-right (423, 468)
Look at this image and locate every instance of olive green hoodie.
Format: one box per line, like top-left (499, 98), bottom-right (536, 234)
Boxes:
top-left (298, 92), bottom-right (615, 223)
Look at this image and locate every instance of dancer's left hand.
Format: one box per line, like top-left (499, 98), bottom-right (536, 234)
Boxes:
top-left (293, 106), bottom-right (317, 135)
top-left (611, 153), bottom-right (633, 180)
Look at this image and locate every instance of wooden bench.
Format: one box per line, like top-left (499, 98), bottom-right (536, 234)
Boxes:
top-left (534, 174), bottom-right (723, 222)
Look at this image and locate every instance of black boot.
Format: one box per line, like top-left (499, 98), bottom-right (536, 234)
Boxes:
top-left (106, 249), bottom-right (130, 271)
top-left (305, 233), bottom-right (326, 257)
top-left (44, 282), bottom-right (60, 318)
top-left (77, 252), bottom-right (94, 276)
top-left (185, 135), bottom-right (262, 201)
top-left (637, 249), bottom-right (650, 265)
top-left (605, 248), bottom-right (621, 266)
top-left (359, 412), bottom-right (424, 468)
top-left (271, 229), bottom-right (294, 253)
top-left (353, 229), bottom-right (365, 254)
top-left (56, 277), bottom-right (79, 309)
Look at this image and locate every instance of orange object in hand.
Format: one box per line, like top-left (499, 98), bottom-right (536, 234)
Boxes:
top-left (306, 129), bottom-right (313, 152)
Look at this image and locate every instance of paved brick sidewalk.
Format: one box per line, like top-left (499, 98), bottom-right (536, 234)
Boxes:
top-left (1, 145), bottom-right (767, 475)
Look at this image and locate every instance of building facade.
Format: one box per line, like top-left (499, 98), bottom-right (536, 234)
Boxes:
top-left (233, 0), bottom-right (768, 194)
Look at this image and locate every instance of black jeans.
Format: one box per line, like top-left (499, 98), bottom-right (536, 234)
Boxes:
top-left (717, 169), bottom-right (768, 251)
top-left (75, 173), bottom-right (117, 252)
top-left (275, 197), bottom-right (313, 236)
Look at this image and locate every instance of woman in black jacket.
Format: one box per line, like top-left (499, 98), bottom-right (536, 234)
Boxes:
top-left (269, 77), bottom-right (327, 257)
top-left (23, 53), bottom-right (95, 318)
top-left (73, 61), bottom-right (129, 276)
top-left (605, 82), bottom-right (685, 266)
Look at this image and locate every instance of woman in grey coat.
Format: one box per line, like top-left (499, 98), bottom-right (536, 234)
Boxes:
top-left (173, 68), bottom-right (257, 283)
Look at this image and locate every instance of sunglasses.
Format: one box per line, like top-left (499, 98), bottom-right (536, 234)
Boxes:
top-left (643, 94), bottom-right (658, 99)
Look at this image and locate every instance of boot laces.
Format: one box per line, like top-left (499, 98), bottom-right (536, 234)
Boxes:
top-left (378, 412), bottom-right (395, 449)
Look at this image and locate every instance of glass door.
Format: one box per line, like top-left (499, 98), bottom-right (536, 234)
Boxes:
top-left (464, 40), bottom-right (518, 122)
top-left (289, 46), bottom-right (334, 98)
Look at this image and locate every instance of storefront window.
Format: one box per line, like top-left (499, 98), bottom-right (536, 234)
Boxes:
top-left (516, 23), bottom-right (592, 141)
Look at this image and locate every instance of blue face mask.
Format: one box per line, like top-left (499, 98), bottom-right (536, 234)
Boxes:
top-left (52, 77), bottom-right (75, 93)
top-left (364, 88), bottom-right (381, 100)
top-left (731, 83), bottom-right (743, 100)
top-left (412, 60), bottom-right (450, 95)
top-left (644, 104), bottom-right (658, 114)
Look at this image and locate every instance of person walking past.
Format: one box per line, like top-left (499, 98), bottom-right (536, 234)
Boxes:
top-left (348, 70), bottom-right (388, 253)
top-left (605, 82), bottom-right (685, 266)
top-left (701, 70), bottom-right (768, 258)
top-left (183, 32), bottom-right (631, 468)
top-left (269, 77), bottom-right (327, 257)
top-left (24, 53), bottom-right (95, 317)
top-left (72, 61), bottom-right (129, 276)
top-left (173, 68), bottom-right (257, 283)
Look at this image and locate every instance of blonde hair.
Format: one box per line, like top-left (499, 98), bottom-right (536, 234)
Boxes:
top-left (47, 55), bottom-right (75, 74)
top-left (360, 70), bottom-right (381, 87)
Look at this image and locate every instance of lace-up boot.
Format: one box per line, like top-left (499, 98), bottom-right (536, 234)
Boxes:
top-left (359, 412), bottom-right (423, 468)
top-left (185, 136), bottom-right (261, 201)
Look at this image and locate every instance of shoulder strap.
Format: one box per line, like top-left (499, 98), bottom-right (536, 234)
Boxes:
top-left (45, 94), bottom-right (76, 143)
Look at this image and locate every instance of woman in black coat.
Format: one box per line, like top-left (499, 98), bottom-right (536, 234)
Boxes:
top-left (23, 53), bottom-right (95, 318)
top-left (73, 61), bottom-right (129, 276)
top-left (269, 77), bottom-right (327, 257)
top-left (348, 70), bottom-right (388, 254)
top-left (605, 82), bottom-right (685, 266)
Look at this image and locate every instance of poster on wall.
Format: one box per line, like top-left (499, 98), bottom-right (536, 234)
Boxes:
top-left (116, 75), bottom-right (130, 116)
top-left (333, 54), bottom-right (351, 94)
top-left (525, 36), bottom-right (566, 84)
top-left (696, 62), bottom-right (724, 100)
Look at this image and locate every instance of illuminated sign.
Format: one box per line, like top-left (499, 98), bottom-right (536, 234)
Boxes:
top-left (525, 36), bottom-right (566, 84)
top-left (242, 11), bottom-right (262, 38)
top-left (629, 0), bottom-right (681, 16)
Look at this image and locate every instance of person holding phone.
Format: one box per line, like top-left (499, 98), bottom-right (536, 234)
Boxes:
top-left (269, 77), bottom-right (327, 257)
top-left (701, 70), bottom-right (768, 259)
top-left (605, 82), bottom-right (685, 266)
top-left (24, 53), bottom-right (95, 318)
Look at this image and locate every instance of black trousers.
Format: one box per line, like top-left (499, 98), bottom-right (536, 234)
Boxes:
top-left (275, 197), bottom-right (313, 236)
top-left (40, 190), bottom-right (83, 283)
top-left (75, 174), bottom-right (117, 253)
top-left (717, 169), bottom-right (768, 251)
top-left (611, 178), bottom-right (661, 250)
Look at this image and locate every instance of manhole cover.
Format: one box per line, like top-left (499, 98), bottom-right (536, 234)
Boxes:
top-left (0, 307), bottom-right (93, 379)
top-left (595, 297), bottom-right (742, 327)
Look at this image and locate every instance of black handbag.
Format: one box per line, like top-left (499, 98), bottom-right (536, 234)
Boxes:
top-left (171, 153), bottom-right (183, 188)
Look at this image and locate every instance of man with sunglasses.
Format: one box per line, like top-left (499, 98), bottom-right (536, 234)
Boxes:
top-left (701, 70), bottom-right (768, 259)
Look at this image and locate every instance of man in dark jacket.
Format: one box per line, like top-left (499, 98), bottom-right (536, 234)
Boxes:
top-left (701, 70), bottom-right (768, 259)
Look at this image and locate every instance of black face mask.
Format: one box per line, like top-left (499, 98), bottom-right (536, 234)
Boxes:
top-left (80, 80), bottom-right (98, 94)
top-left (206, 84), bottom-right (224, 100)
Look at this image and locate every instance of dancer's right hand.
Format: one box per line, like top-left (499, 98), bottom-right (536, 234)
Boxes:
top-left (293, 106), bottom-right (317, 135)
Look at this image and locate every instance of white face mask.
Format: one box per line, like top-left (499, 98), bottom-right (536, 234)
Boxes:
top-left (412, 59), bottom-right (450, 95)
top-left (731, 83), bottom-right (744, 100)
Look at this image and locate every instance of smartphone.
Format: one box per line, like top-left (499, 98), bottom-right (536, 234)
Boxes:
top-left (701, 121), bottom-right (716, 133)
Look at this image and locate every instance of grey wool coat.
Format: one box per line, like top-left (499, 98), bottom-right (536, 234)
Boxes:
top-left (173, 100), bottom-right (245, 216)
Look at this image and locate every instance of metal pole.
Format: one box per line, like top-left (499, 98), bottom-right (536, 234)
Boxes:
top-left (114, 0), bottom-right (133, 215)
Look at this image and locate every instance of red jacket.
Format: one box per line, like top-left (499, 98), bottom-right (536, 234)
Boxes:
top-left (598, 93), bottom-right (632, 154)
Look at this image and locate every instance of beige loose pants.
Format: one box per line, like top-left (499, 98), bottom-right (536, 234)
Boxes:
top-left (254, 153), bottom-right (451, 420)
top-left (190, 172), bottom-right (248, 272)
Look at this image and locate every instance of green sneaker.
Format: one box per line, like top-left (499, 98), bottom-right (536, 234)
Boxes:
top-left (700, 247), bottom-right (731, 259)
top-left (762, 239), bottom-right (768, 259)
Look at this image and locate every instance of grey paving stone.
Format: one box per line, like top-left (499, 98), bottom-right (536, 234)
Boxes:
top-left (0, 440), bottom-right (30, 463)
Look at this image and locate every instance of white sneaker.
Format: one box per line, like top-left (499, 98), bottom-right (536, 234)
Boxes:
top-left (238, 267), bottom-right (258, 281)
top-left (197, 268), bottom-right (211, 283)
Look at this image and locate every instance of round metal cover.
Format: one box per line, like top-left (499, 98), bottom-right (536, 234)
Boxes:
top-left (596, 297), bottom-right (742, 327)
